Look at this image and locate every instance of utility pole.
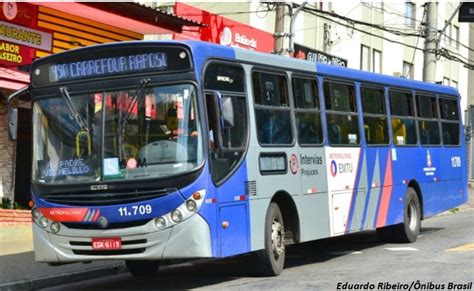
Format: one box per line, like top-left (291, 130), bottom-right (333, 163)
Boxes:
top-left (423, 2), bottom-right (437, 83)
top-left (289, 1), bottom-right (308, 55)
top-left (274, 3), bottom-right (286, 55)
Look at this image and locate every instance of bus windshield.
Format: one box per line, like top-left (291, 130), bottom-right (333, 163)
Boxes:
top-left (32, 83), bottom-right (203, 184)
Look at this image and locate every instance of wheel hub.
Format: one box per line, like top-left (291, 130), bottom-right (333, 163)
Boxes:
top-left (271, 219), bottom-right (285, 258)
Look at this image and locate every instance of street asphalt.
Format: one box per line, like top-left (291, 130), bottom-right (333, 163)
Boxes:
top-left (0, 187), bottom-right (472, 290)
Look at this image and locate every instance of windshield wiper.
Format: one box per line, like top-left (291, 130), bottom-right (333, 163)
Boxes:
top-left (59, 87), bottom-right (88, 132)
top-left (117, 78), bottom-right (151, 159)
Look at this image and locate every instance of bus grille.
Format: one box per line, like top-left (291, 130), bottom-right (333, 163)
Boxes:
top-left (42, 189), bottom-right (169, 206)
top-left (245, 180), bottom-right (257, 196)
top-left (64, 219), bottom-right (149, 230)
top-left (72, 249), bottom-right (145, 256)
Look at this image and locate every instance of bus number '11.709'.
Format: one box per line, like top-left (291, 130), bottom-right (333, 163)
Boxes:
top-left (118, 205), bottom-right (152, 217)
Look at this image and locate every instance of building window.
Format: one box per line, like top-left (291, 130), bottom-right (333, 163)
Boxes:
top-left (453, 25), bottom-right (459, 49)
top-left (405, 2), bottom-right (415, 27)
top-left (444, 21), bottom-right (450, 45)
top-left (403, 61), bottom-right (413, 79)
top-left (443, 77), bottom-right (450, 86)
top-left (372, 49), bottom-right (382, 73)
top-left (361, 45), bottom-right (370, 71)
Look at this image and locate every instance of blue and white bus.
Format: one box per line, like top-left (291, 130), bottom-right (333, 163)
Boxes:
top-left (8, 40), bottom-right (467, 276)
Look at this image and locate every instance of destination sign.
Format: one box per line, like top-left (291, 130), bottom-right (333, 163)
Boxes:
top-left (51, 52), bottom-right (168, 82)
top-left (31, 45), bottom-right (191, 87)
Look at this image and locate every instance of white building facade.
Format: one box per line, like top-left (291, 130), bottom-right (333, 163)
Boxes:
top-left (158, 1), bottom-right (471, 114)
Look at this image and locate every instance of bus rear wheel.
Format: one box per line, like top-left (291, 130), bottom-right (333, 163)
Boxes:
top-left (125, 260), bottom-right (160, 277)
top-left (376, 187), bottom-right (421, 243)
top-left (256, 202), bottom-right (285, 276)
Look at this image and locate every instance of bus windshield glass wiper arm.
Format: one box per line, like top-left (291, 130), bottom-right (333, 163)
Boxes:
top-left (59, 87), bottom-right (88, 132)
top-left (118, 78), bottom-right (151, 134)
top-left (117, 78), bottom-right (151, 159)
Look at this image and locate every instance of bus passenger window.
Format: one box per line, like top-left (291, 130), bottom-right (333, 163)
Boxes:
top-left (324, 82), bottom-right (357, 112)
top-left (439, 97), bottom-right (460, 145)
top-left (389, 90), bottom-right (417, 145)
top-left (361, 87), bottom-right (388, 145)
top-left (293, 77), bottom-right (323, 145)
top-left (324, 81), bottom-right (359, 145)
top-left (253, 71), bottom-right (293, 145)
top-left (416, 95), bottom-right (440, 146)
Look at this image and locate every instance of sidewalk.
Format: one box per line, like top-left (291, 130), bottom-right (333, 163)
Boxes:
top-left (0, 226), bottom-right (124, 290)
top-left (0, 187), bottom-right (473, 290)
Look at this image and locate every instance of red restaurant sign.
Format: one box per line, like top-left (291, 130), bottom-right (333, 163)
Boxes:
top-left (174, 3), bottom-right (274, 53)
top-left (0, 2), bottom-right (52, 67)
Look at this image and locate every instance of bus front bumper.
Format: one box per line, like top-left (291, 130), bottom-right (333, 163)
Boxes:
top-left (33, 214), bottom-right (212, 263)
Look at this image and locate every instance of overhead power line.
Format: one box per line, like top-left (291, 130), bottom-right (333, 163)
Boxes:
top-left (301, 8), bottom-right (474, 70)
top-left (302, 6), bottom-right (423, 37)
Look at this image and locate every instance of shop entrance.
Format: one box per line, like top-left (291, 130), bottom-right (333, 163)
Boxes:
top-left (14, 107), bottom-right (32, 208)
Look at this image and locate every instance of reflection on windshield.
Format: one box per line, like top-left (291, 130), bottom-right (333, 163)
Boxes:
top-left (32, 83), bottom-right (203, 184)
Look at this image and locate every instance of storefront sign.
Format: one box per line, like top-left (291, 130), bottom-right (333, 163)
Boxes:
top-left (174, 3), bottom-right (274, 53)
top-left (293, 43), bottom-right (347, 67)
top-left (0, 3), bottom-right (52, 67)
top-left (0, 20), bottom-right (52, 51)
top-left (3, 2), bottom-right (18, 21)
top-left (0, 41), bottom-right (33, 65)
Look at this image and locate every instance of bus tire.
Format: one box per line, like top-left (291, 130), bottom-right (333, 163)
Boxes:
top-left (256, 202), bottom-right (285, 276)
top-left (125, 260), bottom-right (160, 277)
top-left (376, 187), bottom-right (421, 243)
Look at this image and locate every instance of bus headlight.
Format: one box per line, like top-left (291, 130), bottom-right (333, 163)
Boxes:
top-left (186, 200), bottom-right (197, 212)
top-left (154, 217), bottom-right (166, 230)
top-left (155, 190), bottom-right (206, 230)
top-left (50, 222), bottom-right (60, 233)
top-left (171, 210), bottom-right (183, 223)
top-left (39, 216), bottom-right (49, 228)
top-left (31, 207), bottom-right (40, 219)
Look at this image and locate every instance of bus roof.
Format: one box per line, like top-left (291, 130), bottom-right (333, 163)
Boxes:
top-left (31, 40), bottom-right (460, 98)
top-left (182, 40), bottom-right (459, 98)
top-left (315, 63), bottom-right (459, 97)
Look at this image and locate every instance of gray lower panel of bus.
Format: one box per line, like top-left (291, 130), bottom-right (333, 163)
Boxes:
top-left (33, 214), bottom-right (212, 263)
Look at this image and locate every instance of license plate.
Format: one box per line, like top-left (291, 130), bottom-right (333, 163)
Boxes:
top-left (92, 237), bottom-right (122, 250)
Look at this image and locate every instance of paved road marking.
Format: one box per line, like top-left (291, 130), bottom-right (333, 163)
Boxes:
top-left (327, 251), bottom-right (362, 255)
top-left (446, 242), bottom-right (474, 252)
top-left (385, 247), bottom-right (419, 251)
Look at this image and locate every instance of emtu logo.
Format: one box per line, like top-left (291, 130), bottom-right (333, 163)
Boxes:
top-left (220, 27), bottom-right (232, 46)
top-left (330, 160), bottom-right (338, 177)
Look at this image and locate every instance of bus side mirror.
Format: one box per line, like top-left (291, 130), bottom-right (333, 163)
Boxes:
top-left (8, 107), bottom-right (17, 141)
top-left (7, 87), bottom-right (30, 141)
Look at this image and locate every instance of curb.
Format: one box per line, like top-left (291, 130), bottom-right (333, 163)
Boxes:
top-left (0, 210), bottom-right (31, 227)
top-left (0, 263), bottom-right (126, 290)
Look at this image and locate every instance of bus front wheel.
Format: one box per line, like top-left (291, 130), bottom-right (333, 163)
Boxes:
top-left (376, 187), bottom-right (421, 243)
top-left (256, 202), bottom-right (285, 276)
top-left (125, 260), bottom-right (160, 277)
